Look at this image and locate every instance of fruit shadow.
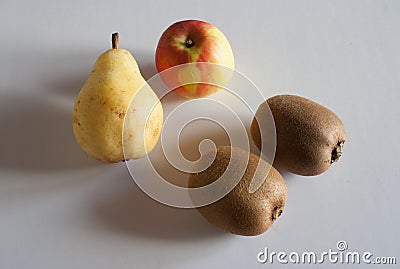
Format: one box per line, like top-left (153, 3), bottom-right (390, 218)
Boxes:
top-left (131, 51), bottom-right (157, 81)
top-left (133, 51), bottom-right (186, 104)
top-left (0, 93), bottom-right (99, 172)
top-left (0, 48), bottom-right (186, 173)
top-left (250, 150), bottom-right (298, 183)
top-left (248, 137), bottom-right (298, 183)
top-left (44, 50), bottom-right (95, 99)
top-left (94, 175), bottom-right (225, 241)
top-left (277, 169), bottom-right (297, 182)
top-left (92, 127), bottom-right (248, 240)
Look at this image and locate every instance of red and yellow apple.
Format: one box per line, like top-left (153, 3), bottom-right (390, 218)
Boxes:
top-left (155, 20), bottom-right (235, 99)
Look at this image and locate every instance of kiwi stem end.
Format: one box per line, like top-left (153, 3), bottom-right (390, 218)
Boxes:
top-left (331, 141), bottom-right (344, 164)
top-left (271, 205), bottom-right (284, 221)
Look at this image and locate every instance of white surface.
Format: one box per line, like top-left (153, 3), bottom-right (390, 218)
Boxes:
top-left (1, 0), bottom-right (399, 268)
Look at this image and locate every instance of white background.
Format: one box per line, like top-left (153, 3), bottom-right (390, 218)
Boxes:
top-left (1, 0), bottom-right (399, 268)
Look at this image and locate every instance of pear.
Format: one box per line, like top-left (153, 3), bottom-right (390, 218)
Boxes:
top-left (73, 33), bottom-right (163, 162)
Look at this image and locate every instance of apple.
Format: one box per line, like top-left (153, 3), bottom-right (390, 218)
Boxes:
top-left (155, 20), bottom-right (235, 99)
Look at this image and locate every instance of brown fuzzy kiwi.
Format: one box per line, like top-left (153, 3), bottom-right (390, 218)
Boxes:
top-left (188, 146), bottom-right (288, 236)
top-left (251, 94), bottom-right (346, 176)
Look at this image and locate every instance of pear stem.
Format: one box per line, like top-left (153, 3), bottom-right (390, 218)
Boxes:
top-left (112, 33), bottom-right (119, 49)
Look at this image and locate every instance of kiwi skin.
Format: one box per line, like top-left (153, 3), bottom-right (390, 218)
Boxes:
top-left (188, 146), bottom-right (288, 236)
top-left (251, 94), bottom-right (346, 176)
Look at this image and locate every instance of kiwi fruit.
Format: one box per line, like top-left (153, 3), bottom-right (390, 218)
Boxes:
top-left (251, 94), bottom-right (346, 176)
top-left (188, 146), bottom-right (288, 236)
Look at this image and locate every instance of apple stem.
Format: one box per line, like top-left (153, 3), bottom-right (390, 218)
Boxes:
top-left (112, 33), bottom-right (119, 49)
top-left (185, 38), bottom-right (194, 48)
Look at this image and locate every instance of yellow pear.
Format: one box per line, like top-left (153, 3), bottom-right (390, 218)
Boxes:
top-left (73, 33), bottom-right (163, 162)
